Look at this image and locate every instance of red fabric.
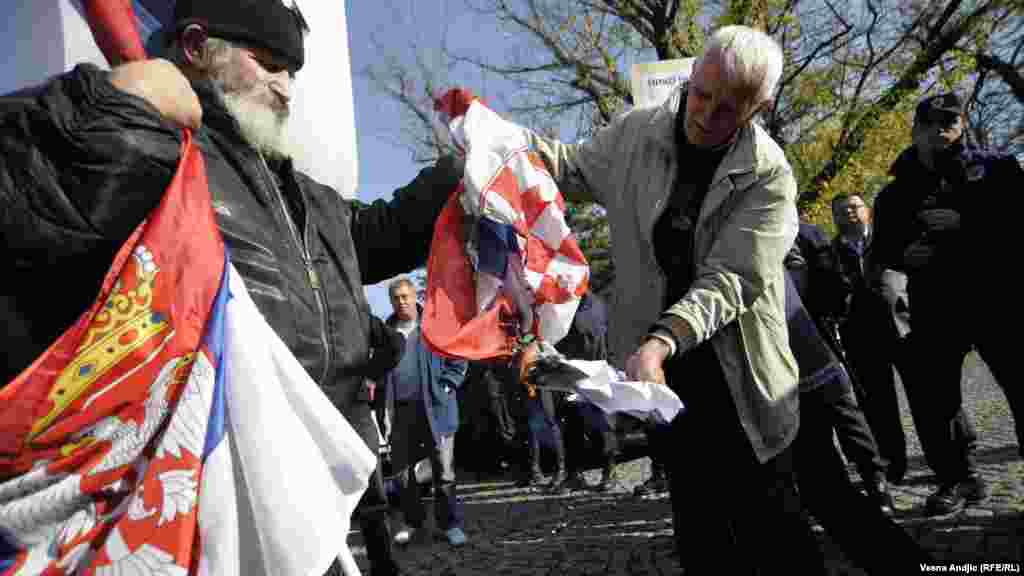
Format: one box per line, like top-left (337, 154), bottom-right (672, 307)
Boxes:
top-left (83, 0), bottom-right (146, 66)
top-left (420, 186), bottom-right (518, 360)
top-left (0, 133), bottom-right (224, 573)
top-left (433, 88), bottom-right (478, 120)
top-left (424, 88), bottom-right (590, 360)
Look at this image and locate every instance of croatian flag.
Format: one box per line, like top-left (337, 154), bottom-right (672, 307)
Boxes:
top-left (0, 134), bottom-right (375, 576)
top-left (422, 89), bottom-right (589, 360)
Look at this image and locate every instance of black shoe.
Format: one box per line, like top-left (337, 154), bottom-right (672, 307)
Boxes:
top-left (516, 470), bottom-right (545, 488)
top-left (925, 475), bottom-right (987, 516)
top-left (563, 472), bottom-right (588, 492)
top-left (634, 471), bottom-right (669, 496)
top-left (865, 479), bottom-right (896, 517)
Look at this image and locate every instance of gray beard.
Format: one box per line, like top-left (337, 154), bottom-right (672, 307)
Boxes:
top-left (219, 89), bottom-right (292, 162)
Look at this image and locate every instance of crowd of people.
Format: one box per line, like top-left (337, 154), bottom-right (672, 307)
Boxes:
top-left (2, 1), bottom-right (1021, 575)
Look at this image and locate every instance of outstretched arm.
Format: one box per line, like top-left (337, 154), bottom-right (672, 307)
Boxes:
top-left (351, 156), bottom-right (463, 284)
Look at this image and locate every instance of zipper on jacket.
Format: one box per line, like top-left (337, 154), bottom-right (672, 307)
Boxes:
top-left (257, 154), bottom-right (333, 385)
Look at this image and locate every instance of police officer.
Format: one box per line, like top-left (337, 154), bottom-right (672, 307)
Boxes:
top-left (870, 92), bottom-right (1024, 515)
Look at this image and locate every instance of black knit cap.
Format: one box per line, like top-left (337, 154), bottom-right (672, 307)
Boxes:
top-left (174, 0), bottom-right (309, 72)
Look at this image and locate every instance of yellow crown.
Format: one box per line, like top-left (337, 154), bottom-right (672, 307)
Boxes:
top-left (30, 246), bottom-right (170, 441)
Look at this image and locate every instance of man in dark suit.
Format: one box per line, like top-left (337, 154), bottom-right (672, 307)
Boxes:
top-left (829, 193), bottom-right (913, 484)
top-left (789, 220), bottom-right (894, 512)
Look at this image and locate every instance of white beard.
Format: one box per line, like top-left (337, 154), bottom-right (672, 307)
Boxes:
top-left (221, 91), bottom-right (292, 161)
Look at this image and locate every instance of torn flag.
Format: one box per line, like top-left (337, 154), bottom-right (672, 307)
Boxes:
top-left (421, 89), bottom-right (589, 360)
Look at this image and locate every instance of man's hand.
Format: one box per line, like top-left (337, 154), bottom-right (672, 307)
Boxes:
top-left (625, 338), bottom-right (670, 385)
top-left (109, 59), bottom-right (201, 130)
top-left (517, 340), bottom-right (541, 386)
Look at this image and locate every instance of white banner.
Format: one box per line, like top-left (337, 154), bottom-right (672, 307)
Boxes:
top-left (630, 58), bottom-right (695, 109)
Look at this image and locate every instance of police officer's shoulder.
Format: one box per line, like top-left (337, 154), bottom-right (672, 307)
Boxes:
top-left (961, 146), bottom-right (1019, 182)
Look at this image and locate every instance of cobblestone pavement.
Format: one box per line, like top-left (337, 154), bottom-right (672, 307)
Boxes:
top-left (351, 353), bottom-right (1022, 575)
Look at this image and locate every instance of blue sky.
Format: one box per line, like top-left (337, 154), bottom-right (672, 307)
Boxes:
top-left (346, 1), bottom-right (507, 318)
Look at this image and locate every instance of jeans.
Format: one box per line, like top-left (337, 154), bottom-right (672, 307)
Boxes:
top-left (392, 403), bottom-right (462, 531)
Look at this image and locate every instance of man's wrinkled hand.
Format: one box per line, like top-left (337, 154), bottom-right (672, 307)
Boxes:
top-left (625, 338), bottom-right (670, 385)
top-left (109, 59), bottom-right (201, 130)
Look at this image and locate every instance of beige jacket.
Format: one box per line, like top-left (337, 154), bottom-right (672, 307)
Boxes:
top-left (527, 87), bottom-right (800, 462)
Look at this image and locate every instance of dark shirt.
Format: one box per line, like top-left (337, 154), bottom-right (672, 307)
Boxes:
top-left (392, 327), bottom-right (421, 401)
top-left (653, 98), bottom-right (730, 306)
top-left (554, 292), bottom-right (609, 361)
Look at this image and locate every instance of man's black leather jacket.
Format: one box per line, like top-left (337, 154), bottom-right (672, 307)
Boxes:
top-left (1, 64), bottom-right (461, 411)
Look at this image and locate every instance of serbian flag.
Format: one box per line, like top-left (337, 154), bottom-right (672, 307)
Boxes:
top-left (422, 89), bottom-right (589, 360)
top-left (0, 5), bottom-right (375, 573)
top-left (0, 134), bottom-right (374, 575)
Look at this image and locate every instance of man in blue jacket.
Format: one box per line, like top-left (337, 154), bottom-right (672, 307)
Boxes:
top-left (383, 278), bottom-right (469, 547)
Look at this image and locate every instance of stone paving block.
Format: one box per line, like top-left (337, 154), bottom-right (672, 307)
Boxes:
top-left (352, 361), bottom-right (1021, 575)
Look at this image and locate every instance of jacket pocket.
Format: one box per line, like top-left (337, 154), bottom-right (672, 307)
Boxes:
top-left (220, 227), bottom-right (287, 302)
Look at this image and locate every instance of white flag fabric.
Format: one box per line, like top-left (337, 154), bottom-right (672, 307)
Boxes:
top-left (528, 343), bottom-right (684, 425)
top-left (220, 264), bottom-right (376, 576)
top-left (559, 360), bottom-right (684, 425)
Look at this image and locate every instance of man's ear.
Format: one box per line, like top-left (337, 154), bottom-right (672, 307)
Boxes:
top-left (180, 24), bottom-right (209, 68)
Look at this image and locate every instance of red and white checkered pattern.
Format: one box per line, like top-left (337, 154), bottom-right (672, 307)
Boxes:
top-left (435, 89), bottom-right (589, 345)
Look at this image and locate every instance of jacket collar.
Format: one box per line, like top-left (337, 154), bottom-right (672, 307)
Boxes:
top-left (889, 139), bottom-right (980, 181)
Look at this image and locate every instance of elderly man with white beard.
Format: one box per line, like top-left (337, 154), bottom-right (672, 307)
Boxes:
top-left (0, 1), bottom-right (462, 575)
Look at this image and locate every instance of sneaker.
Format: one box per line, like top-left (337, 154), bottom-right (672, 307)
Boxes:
top-left (925, 475), bottom-right (987, 516)
top-left (634, 471), bottom-right (669, 496)
top-left (393, 526), bottom-right (416, 545)
top-left (445, 526), bottom-right (467, 547)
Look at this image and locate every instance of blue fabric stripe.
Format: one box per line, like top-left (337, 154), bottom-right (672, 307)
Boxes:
top-left (131, 0), bottom-right (165, 41)
top-left (0, 527), bottom-right (17, 572)
top-left (134, 0), bottom-right (173, 27)
top-left (67, 0), bottom-right (168, 56)
top-left (200, 249), bottom-right (231, 462)
top-left (477, 219), bottom-right (519, 278)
